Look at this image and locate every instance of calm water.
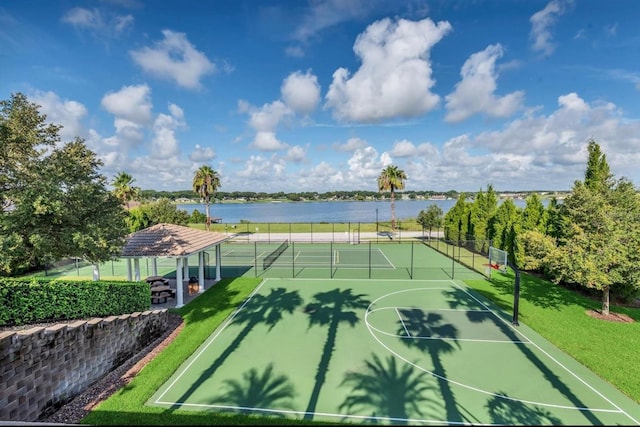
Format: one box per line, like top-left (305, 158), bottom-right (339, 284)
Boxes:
top-left (177, 199), bottom-right (531, 224)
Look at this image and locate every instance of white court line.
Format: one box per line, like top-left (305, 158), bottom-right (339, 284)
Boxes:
top-left (448, 280), bottom-right (639, 424)
top-left (153, 278), bottom-right (272, 404)
top-left (395, 307), bottom-right (411, 337)
top-left (365, 284), bottom-right (632, 416)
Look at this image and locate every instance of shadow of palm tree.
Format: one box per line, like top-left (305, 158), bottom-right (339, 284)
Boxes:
top-left (339, 353), bottom-right (439, 424)
top-left (463, 309), bottom-right (603, 425)
top-left (397, 308), bottom-right (464, 424)
top-left (303, 288), bottom-right (371, 421)
top-left (211, 363), bottom-right (296, 417)
top-left (486, 390), bottom-right (562, 425)
top-left (170, 287), bottom-right (303, 408)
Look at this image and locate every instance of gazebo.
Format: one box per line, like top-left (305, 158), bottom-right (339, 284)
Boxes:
top-left (119, 223), bottom-right (233, 308)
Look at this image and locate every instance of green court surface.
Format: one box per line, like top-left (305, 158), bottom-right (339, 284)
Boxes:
top-left (147, 278), bottom-right (640, 425)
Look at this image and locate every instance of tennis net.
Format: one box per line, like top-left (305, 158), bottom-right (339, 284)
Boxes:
top-left (263, 240), bottom-right (289, 269)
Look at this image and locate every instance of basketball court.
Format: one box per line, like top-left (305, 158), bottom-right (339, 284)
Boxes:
top-left (147, 278), bottom-right (640, 425)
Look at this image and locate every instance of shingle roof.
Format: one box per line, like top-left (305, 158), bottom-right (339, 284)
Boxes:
top-left (121, 223), bottom-right (231, 257)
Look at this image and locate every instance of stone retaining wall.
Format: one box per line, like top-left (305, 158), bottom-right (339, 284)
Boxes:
top-left (0, 309), bottom-right (170, 422)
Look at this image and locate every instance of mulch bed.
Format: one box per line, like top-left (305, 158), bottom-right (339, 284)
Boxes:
top-left (586, 309), bottom-right (635, 323)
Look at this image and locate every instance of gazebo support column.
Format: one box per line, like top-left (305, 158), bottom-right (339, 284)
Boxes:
top-left (175, 257), bottom-right (184, 308)
top-left (198, 251), bottom-right (205, 293)
top-left (152, 258), bottom-right (158, 276)
top-left (215, 245), bottom-right (221, 281)
top-left (133, 258), bottom-right (141, 281)
top-left (126, 259), bottom-right (132, 281)
top-left (183, 257), bottom-right (189, 280)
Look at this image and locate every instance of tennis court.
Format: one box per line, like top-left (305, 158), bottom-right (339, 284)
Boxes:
top-left (147, 278), bottom-right (640, 425)
top-left (221, 240), bottom-right (486, 280)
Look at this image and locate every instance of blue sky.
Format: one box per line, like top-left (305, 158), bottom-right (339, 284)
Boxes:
top-left (2, 0), bottom-right (640, 193)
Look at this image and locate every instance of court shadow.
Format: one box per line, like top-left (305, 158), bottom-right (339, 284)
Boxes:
top-left (168, 287), bottom-right (303, 410)
top-left (208, 363), bottom-right (296, 417)
top-left (464, 310), bottom-right (603, 425)
top-left (485, 390), bottom-right (562, 425)
top-left (338, 353), bottom-right (440, 424)
top-left (303, 288), bottom-right (371, 421)
top-left (396, 309), bottom-right (465, 424)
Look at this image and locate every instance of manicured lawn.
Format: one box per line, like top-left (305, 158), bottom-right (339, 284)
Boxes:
top-left (80, 272), bottom-right (639, 425)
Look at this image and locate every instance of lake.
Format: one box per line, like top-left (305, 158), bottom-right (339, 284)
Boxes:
top-left (177, 199), bottom-right (533, 224)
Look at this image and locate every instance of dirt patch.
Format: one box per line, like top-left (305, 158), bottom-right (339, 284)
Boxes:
top-left (586, 309), bottom-right (635, 323)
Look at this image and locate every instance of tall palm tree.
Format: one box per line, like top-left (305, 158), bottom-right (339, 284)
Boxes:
top-left (192, 165), bottom-right (221, 231)
top-left (377, 165), bottom-right (407, 232)
top-left (112, 171), bottom-right (140, 209)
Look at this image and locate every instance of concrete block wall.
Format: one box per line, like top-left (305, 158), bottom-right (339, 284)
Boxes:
top-left (0, 309), bottom-right (170, 422)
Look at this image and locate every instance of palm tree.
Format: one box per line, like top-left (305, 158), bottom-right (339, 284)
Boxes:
top-left (192, 165), bottom-right (221, 231)
top-left (112, 171), bottom-right (140, 209)
top-left (377, 165), bottom-right (407, 232)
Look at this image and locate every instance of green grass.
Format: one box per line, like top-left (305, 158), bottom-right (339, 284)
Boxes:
top-left (467, 270), bottom-right (640, 404)
top-left (81, 272), bottom-right (640, 425)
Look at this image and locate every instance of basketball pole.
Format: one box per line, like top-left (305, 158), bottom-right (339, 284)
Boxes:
top-left (508, 259), bottom-right (521, 326)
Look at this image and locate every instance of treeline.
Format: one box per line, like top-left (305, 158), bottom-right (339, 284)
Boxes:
top-left (443, 140), bottom-right (640, 314)
top-left (140, 189), bottom-right (559, 202)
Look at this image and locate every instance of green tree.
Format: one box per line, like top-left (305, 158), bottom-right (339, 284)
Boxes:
top-left (584, 139), bottom-right (613, 194)
top-left (468, 184), bottom-right (498, 252)
top-left (140, 198), bottom-right (190, 226)
top-left (443, 193), bottom-right (469, 241)
top-left (0, 93), bottom-right (60, 203)
top-left (192, 165), bottom-right (221, 231)
top-left (0, 94), bottom-right (127, 277)
top-left (487, 199), bottom-right (521, 266)
top-left (521, 193), bottom-right (547, 233)
top-left (549, 140), bottom-right (640, 315)
top-left (377, 165), bottom-right (407, 232)
top-left (112, 171), bottom-right (141, 209)
top-left (417, 204), bottom-right (443, 239)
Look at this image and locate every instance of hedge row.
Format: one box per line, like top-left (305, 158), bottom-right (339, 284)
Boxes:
top-left (0, 278), bottom-right (150, 326)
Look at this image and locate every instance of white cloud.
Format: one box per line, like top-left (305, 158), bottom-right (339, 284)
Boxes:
top-left (325, 17), bottom-right (452, 123)
top-left (251, 131), bottom-right (289, 151)
top-left (445, 44), bottom-right (525, 123)
top-left (389, 139), bottom-right (416, 157)
top-left (30, 91), bottom-right (87, 141)
top-left (129, 30), bottom-right (215, 89)
top-left (101, 84), bottom-right (153, 125)
top-left (529, 0), bottom-right (572, 56)
top-left (61, 7), bottom-right (133, 38)
top-left (347, 146), bottom-right (386, 180)
top-left (150, 105), bottom-right (186, 159)
top-left (189, 144), bottom-right (216, 162)
top-left (334, 137), bottom-right (367, 152)
top-left (286, 145), bottom-right (306, 162)
top-left (281, 70), bottom-right (321, 115)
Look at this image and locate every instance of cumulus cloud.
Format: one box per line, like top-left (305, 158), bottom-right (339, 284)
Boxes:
top-left (30, 91), bottom-right (87, 141)
top-left (334, 137), bottom-right (367, 152)
top-left (530, 0), bottom-right (572, 56)
top-left (130, 30), bottom-right (215, 89)
top-left (347, 146), bottom-right (387, 180)
top-left (101, 84), bottom-right (153, 125)
top-left (445, 44), bottom-right (525, 123)
top-left (150, 103), bottom-right (185, 159)
top-left (189, 144), bottom-right (216, 162)
top-left (61, 7), bottom-right (133, 38)
top-left (281, 70), bottom-right (321, 115)
top-left (325, 17), bottom-right (452, 123)
top-left (286, 145), bottom-right (307, 162)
